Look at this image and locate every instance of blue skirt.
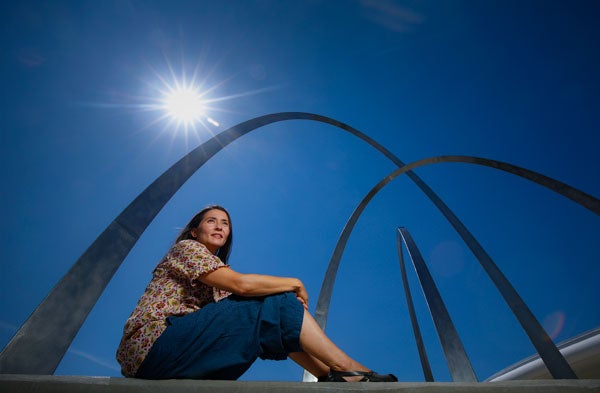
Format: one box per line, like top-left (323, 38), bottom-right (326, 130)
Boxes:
top-left (135, 292), bottom-right (304, 380)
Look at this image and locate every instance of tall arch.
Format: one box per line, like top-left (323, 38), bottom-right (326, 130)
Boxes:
top-left (0, 112), bottom-right (572, 378)
top-left (315, 155), bottom-right (598, 379)
top-left (0, 112), bottom-right (422, 374)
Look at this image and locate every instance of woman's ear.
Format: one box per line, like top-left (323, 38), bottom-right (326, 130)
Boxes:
top-left (190, 230), bottom-right (197, 238)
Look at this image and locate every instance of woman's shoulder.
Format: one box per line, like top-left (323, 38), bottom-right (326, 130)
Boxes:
top-left (164, 239), bottom-right (225, 274)
top-left (169, 240), bottom-right (218, 262)
top-left (173, 239), bottom-right (209, 251)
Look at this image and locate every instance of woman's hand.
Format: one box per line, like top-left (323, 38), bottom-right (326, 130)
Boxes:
top-left (294, 281), bottom-right (309, 310)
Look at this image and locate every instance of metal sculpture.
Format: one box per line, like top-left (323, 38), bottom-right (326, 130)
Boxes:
top-left (0, 110), bottom-right (592, 379)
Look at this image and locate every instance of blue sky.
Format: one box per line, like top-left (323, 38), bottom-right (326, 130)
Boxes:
top-left (1, 0), bottom-right (599, 382)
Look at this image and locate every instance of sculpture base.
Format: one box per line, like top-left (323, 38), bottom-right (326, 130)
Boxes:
top-left (1, 374), bottom-right (598, 393)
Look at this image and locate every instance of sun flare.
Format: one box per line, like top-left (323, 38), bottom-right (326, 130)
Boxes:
top-left (162, 86), bottom-right (205, 126)
top-left (147, 66), bottom-right (224, 138)
top-left (138, 68), bottom-right (224, 144)
top-left (135, 59), bottom-right (277, 144)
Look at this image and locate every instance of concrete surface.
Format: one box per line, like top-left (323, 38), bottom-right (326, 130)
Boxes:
top-left (0, 375), bottom-right (599, 393)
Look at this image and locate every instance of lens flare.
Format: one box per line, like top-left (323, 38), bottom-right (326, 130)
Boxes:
top-left (542, 311), bottom-right (566, 340)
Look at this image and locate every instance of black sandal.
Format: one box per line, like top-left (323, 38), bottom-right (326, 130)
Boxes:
top-left (318, 370), bottom-right (398, 382)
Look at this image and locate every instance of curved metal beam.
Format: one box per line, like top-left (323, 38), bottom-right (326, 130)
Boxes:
top-left (0, 112), bottom-right (468, 375)
top-left (396, 229), bottom-right (435, 382)
top-left (315, 155), bottom-right (597, 379)
top-left (397, 227), bottom-right (476, 382)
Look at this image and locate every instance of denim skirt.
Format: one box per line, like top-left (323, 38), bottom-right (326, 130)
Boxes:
top-left (135, 292), bottom-right (304, 380)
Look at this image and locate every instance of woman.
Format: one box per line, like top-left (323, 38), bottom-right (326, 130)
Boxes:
top-left (116, 205), bottom-right (397, 382)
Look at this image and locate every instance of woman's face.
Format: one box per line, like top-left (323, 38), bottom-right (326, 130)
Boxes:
top-left (191, 209), bottom-right (231, 254)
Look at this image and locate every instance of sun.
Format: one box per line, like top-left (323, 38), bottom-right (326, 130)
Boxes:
top-left (86, 57), bottom-right (280, 148)
top-left (136, 58), bottom-right (280, 145)
top-left (162, 85), bottom-right (205, 127)
top-left (143, 66), bottom-right (223, 142)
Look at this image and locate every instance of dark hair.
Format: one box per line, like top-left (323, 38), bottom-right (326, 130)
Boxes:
top-left (175, 205), bottom-right (233, 263)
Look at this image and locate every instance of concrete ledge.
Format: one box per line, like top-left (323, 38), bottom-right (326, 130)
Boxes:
top-left (0, 375), bottom-right (599, 393)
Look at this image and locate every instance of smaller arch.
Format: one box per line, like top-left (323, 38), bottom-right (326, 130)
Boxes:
top-left (316, 155), bottom-right (597, 379)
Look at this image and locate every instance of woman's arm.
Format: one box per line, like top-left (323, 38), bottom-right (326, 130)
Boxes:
top-left (199, 267), bottom-right (308, 309)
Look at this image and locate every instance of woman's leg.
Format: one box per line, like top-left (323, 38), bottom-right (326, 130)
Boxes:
top-left (288, 352), bottom-right (329, 377)
top-left (297, 309), bottom-right (369, 376)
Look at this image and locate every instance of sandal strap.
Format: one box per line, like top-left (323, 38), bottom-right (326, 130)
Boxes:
top-left (327, 370), bottom-right (374, 381)
top-left (319, 370), bottom-right (397, 382)
top-left (330, 370), bottom-right (373, 377)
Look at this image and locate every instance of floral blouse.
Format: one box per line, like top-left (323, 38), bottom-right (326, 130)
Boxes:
top-left (116, 239), bottom-right (231, 377)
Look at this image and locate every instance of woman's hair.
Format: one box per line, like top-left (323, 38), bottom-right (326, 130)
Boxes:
top-left (175, 205), bottom-right (233, 263)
